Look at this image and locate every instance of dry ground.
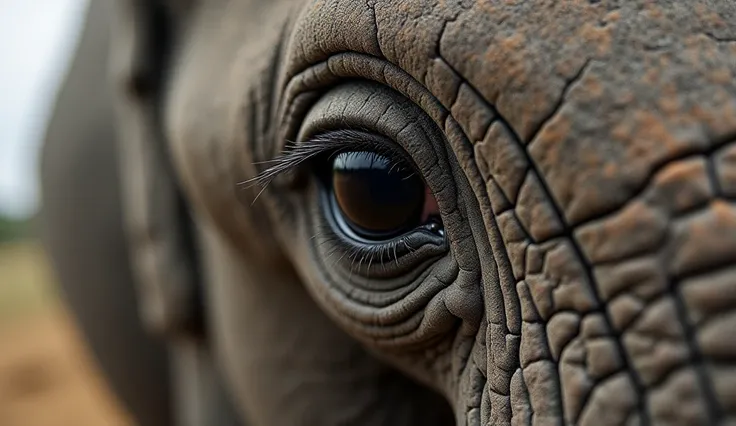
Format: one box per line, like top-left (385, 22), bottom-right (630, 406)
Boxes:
top-left (0, 241), bottom-right (133, 426)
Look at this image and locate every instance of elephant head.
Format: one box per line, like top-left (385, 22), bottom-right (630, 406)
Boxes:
top-left (59, 0), bottom-right (736, 425)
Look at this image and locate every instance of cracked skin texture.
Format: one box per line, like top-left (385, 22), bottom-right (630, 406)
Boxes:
top-left (42, 0), bottom-right (736, 425)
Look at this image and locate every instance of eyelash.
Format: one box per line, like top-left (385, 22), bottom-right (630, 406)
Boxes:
top-left (244, 129), bottom-right (411, 191)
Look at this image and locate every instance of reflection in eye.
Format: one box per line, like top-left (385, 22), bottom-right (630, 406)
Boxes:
top-left (329, 151), bottom-right (441, 240)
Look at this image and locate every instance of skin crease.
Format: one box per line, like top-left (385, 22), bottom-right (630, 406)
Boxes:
top-left (41, 0), bottom-right (736, 425)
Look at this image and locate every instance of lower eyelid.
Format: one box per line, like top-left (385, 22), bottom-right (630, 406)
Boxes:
top-left (314, 186), bottom-right (447, 279)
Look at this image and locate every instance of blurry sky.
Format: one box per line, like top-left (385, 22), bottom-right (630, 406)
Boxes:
top-left (0, 0), bottom-right (89, 219)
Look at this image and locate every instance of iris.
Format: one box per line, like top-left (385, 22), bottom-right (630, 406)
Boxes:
top-left (330, 151), bottom-right (438, 240)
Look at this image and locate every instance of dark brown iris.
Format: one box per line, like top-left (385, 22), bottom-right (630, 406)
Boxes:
top-left (331, 151), bottom-right (425, 238)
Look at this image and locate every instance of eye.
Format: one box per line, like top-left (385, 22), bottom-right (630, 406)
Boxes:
top-left (326, 150), bottom-right (442, 241)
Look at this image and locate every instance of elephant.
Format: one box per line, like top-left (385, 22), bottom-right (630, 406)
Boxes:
top-left (39, 0), bottom-right (736, 425)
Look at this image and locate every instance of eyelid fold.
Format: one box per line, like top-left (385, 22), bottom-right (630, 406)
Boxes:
top-left (252, 80), bottom-right (451, 192)
top-left (248, 80), bottom-right (450, 197)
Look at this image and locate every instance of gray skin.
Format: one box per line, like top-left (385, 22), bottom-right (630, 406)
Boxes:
top-left (40, 1), bottom-right (240, 425)
top-left (39, 1), bottom-right (173, 424)
top-left (40, 0), bottom-right (736, 425)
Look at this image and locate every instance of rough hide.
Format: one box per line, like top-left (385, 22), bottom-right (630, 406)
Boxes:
top-left (42, 0), bottom-right (736, 425)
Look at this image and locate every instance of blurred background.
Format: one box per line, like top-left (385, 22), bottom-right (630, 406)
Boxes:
top-left (0, 1), bottom-right (131, 424)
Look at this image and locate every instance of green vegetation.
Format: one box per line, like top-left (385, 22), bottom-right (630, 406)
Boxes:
top-left (0, 213), bottom-right (55, 323)
top-left (0, 214), bottom-right (35, 243)
top-left (0, 242), bottom-right (59, 324)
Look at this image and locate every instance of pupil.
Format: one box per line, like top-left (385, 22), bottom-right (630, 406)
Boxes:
top-left (331, 151), bottom-right (424, 238)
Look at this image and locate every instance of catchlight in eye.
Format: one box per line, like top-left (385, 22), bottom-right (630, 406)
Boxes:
top-left (329, 151), bottom-right (442, 241)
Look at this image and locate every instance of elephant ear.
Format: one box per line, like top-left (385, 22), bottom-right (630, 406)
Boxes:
top-left (109, 0), bottom-right (201, 337)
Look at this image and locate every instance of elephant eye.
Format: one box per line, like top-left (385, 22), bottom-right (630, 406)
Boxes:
top-left (247, 128), bottom-right (447, 264)
top-left (327, 151), bottom-right (441, 241)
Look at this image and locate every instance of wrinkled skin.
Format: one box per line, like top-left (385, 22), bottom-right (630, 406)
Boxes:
top-left (41, 0), bottom-right (736, 425)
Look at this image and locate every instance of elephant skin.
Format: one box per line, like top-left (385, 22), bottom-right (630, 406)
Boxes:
top-left (43, 0), bottom-right (736, 425)
top-left (40, 1), bottom-right (241, 425)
